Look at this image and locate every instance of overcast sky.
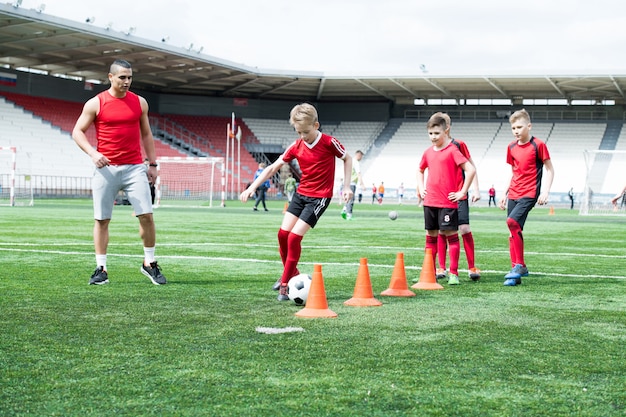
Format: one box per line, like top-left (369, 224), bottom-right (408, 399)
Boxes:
top-left (27, 0), bottom-right (626, 76)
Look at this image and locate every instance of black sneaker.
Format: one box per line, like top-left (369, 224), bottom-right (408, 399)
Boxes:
top-left (141, 261), bottom-right (167, 285)
top-left (277, 284), bottom-right (289, 301)
top-left (89, 266), bottom-right (109, 285)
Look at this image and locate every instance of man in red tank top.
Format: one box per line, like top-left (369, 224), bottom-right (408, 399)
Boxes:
top-left (72, 59), bottom-right (167, 286)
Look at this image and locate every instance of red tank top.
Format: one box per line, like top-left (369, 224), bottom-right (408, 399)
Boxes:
top-left (95, 91), bottom-right (143, 165)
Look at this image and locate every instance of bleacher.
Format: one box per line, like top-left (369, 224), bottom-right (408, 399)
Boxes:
top-left (164, 114), bottom-right (259, 184)
top-left (365, 119), bottom-right (616, 199)
top-left (600, 127), bottom-right (626, 194)
top-left (1, 88), bottom-right (623, 200)
top-left (0, 95), bottom-right (94, 177)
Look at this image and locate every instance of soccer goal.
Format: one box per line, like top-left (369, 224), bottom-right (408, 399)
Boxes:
top-left (155, 156), bottom-right (225, 208)
top-left (0, 146), bottom-right (34, 207)
top-left (580, 150), bottom-right (626, 215)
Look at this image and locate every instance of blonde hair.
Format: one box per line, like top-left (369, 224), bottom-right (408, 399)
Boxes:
top-left (509, 109), bottom-right (531, 124)
top-left (426, 112), bottom-right (449, 130)
top-left (289, 103), bottom-right (318, 126)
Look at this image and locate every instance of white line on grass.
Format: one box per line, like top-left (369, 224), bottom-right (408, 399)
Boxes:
top-left (0, 246), bottom-right (624, 280)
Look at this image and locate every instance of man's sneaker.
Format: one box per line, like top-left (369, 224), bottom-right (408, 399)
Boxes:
top-left (436, 268), bottom-right (448, 280)
top-left (504, 264), bottom-right (529, 279)
top-left (141, 261), bottom-right (167, 285)
top-left (272, 278), bottom-right (281, 291)
top-left (503, 277), bottom-right (522, 286)
top-left (468, 267), bottom-right (481, 281)
top-left (447, 274), bottom-right (460, 285)
top-left (89, 266), bottom-right (109, 285)
top-left (277, 284), bottom-right (289, 301)
top-left (341, 206), bottom-right (347, 219)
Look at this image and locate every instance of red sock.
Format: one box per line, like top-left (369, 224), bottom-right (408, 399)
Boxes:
top-left (462, 232), bottom-right (475, 269)
top-left (280, 233), bottom-right (303, 284)
top-left (447, 234), bottom-right (460, 275)
top-left (437, 233), bottom-right (447, 270)
top-left (277, 228), bottom-right (289, 266)
top-left (426, 235), bottom-right (438, 266)
top-left (506, 218), bottom-right (525, 266)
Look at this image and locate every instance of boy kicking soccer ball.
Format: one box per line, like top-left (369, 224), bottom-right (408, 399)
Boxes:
top-left (240, 103), bottom-right (353, 301)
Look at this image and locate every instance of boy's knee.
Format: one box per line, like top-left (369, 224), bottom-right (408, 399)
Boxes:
top-left (506, 217), bottom-right (521, 233)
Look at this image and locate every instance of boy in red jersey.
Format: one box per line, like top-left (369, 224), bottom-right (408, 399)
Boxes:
top-left (433, 113), bottom-right (482, 283)
top-left (499, 109), bottom-right (554, 286)
top-left (240, 103), bottom-right (353, 301)
top-left (417, 113), bottom-right (476, 285)
top-left (73, 59), bottom-right (167, 286)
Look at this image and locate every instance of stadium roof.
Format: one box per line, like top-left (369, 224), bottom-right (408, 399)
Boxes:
top-left (2, 3), bottom-right (626, 105)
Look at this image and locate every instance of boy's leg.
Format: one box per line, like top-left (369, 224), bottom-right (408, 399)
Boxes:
top-left (437, 233), bottom-right (447, 270)
top-left (462, 231), bottom-right (476, 269)
top-left (506, 217), bottom-right (524, 266)
top-left (446, 233), bottom-right (461, 276)
top-left (281, 232), bottom-right (303, 284)
top-left (425, 234), bottom-right (438, 265)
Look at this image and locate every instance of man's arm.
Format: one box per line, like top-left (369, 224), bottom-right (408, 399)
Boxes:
top-left (72, 97), bottom-right (109, 168)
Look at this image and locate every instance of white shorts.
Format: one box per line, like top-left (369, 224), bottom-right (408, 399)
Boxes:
top-left (92, 164), bottom-right (153, 220)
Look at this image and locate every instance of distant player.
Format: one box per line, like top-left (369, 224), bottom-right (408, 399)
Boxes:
top-left (240, 103), bottom-right (353, 301)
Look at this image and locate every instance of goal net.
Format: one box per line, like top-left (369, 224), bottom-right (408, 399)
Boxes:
top-left (580, 150), bottom-right (626, 215)
top-left (0, 146), bottom-right (34, 207)
top-left (155, 156), bottom-right (225, 208)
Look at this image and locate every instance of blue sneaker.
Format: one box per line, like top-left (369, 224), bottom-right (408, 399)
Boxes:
top-left (503, 277), bottom-right (522, 286)
top-left (504, 264), bottom-right (529, 279)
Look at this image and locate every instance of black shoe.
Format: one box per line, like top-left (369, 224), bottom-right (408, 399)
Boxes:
top-left (89, 266), bottom-right (109, 285)
top-left (141, 261), bottom-right (167, 285)
top-left (277, 284), bottom-right (289, 301)
top-left (253, 207), bottom-right (258, 211)
top-left (264, 208), bottom-right (269, 211)
top-left (272, 279), bottom-right (281, 291)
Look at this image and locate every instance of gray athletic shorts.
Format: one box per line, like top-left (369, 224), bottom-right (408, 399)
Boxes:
top-left (93, 164), bottom-right (153, 220)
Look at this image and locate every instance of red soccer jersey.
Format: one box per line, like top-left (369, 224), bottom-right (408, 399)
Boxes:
top-left (95, 91), bottom-right (143, 165)
top-left (280, 132), bottom-right (346, 198)
top-left (506, 137), bottom-right (551, 200)
top-left (420, 141), bottom-right (468, 208)
top-left (451, 138), bottom-right (472, 201)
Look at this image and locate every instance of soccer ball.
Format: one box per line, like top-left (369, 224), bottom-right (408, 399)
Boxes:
top-left (388, 210), bottom-right (398, 220)
top-left (288, 273), bottom-right (312, 306)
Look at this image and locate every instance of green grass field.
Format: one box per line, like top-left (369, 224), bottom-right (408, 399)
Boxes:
top-left (1, 199), bottom-right (624, 416)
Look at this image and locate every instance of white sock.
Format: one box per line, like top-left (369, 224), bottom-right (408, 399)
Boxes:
top-left (144, 247), bottom-right (156, 265)
top-left (96, 254), bottom-right (107, 271)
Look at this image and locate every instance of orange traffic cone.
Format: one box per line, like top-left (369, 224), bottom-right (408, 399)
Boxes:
top-left (282, 202), bottom-right (288, 214)
top-left (295, 264), bottom-right (338, 318)
top-left (411, 248), bottom-right (444, 290)
top-left (380, 252), bottom-right (416, 297)
top-left (344, 258), bottom-right (383, 307)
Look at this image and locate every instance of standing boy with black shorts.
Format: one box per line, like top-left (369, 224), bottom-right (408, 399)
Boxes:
top-left (434, 112), bottom-right (482, 283)
top-left (499, 109), bottom-right (554, 286)
top-left (240, 103), bottom-right (353, 301)
top-left (417, 113), bottom-right (476, 285)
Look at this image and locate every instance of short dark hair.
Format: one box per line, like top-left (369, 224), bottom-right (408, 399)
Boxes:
top-left (110, 59), bottom-right (131, 73)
